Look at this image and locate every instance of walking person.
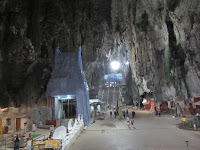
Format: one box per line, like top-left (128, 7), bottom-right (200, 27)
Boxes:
top-left (127, 116), bottom-right (130, 127)
top-left (110, 110), bottom-right (112, 118)
top-left (126, 109), bottom-right (129, 117)
top-left (14, 136), bottom-right (20, 150)
top-left (114, 111), bottom-right (117, 118)
top-left (123, 110), bottom-right (126, 119)
top-left (131, 119), bottom-right (134, 126)
top-left (132, 111), bottom-right (135, 118)
top-left (116, 110), bottom-right (119, 116)
top-left (131, 119), bottom-right (136, 129)
top-left (155, 109), bottom-right (158, 116)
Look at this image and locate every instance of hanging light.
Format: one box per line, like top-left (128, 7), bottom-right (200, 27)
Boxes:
top-left (110, 61), bottom-right (120, 70)
top-left (67, 95), bottom-right (71, 99)
top-left (125, 61), bottom-right (129, 65)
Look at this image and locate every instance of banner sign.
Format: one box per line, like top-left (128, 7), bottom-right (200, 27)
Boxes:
top-left (45, 140), bottom-right (61, 148)
top-left (33, 140), bottom-right (45, 146)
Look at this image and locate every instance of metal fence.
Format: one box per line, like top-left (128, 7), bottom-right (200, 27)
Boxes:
top-left (0, 129), bottom-right (27, 150)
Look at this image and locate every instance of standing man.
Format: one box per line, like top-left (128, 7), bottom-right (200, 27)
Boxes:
top-left (14, 136), bottom-right (20, 150)
top-left (27, 133), bottom-right (32, 150)
top-left (32, 121), bottom-right (36, 132)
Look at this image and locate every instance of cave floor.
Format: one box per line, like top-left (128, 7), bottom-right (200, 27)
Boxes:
top-left (69, 110), bottom-right (200, 150)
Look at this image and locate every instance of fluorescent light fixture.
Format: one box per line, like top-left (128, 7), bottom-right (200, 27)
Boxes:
top-left (110, 61), bottom-right (120, 70)
top-left (54, 95), bottom-right (76, 99)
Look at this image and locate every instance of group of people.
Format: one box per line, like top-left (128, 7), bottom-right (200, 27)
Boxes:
top-left (110, 109), bottom-right (121, 118)
top-left (14, 121), bottom-right (36, 150)
top-left (14, 120), bottom-right (54, 150)
top-left (14, 133), bottom-right (53, 150)
top-left (125, 109), bottom-right (135, 128)
top-left (14, 133), bottom-right (32, 150)
top-left (110, 109), bottom-right (135, 119)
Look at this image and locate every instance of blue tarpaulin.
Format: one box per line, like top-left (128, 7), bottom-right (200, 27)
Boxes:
top-left (46, 47), bottom-right (90, 126)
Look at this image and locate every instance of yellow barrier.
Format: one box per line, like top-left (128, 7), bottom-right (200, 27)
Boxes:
top-left (182, 117), bottom-right (187, 122)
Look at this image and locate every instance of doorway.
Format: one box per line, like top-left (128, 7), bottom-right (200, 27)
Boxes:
top-left (16, 118), bottom-right (21, 131)
top-left (63, 100), bottom-right (77, 118)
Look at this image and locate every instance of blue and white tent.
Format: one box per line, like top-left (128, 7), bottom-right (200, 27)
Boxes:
top-left (46, 47), bottom-right (90, 126)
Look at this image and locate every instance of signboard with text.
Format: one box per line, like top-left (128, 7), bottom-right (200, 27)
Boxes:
top-left (33, 140), bottom-right (45, 146)
top-left (32, 139), bottom-right (62, 150)
top-left (45, 140), bottom-right (61, 148)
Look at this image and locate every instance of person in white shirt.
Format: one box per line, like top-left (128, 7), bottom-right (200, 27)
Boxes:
top-left (32, 121), bottom-right (36, 132)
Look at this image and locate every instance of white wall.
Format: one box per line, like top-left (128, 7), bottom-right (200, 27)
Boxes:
top-left (55, 98), bottom-right (63, 120)
top-left (21, 118), bottom-right (28, 132)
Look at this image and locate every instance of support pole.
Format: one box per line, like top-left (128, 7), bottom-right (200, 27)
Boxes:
top-left (52, 97), bottom-right (55, 120)
top-left (50, 97), bottom-right (51, 108)
top-left (71, 102), bottom-right (72, 117)
top-left (76, 101), bottom-right (77, 118)
top-left (68, 99), bottom-right (69, 118)
top-left (107, 83), bottom-right (109, 108)
top-left (139, 98), bottom-right (141, 110)
top-left (47, 96), bottom-right (48, 107)
top-left (62, 100), bottom-right (64, 119)
top-left (5, 137), bottom-right (6, 150)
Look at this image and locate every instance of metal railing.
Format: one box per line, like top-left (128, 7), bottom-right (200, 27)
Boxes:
top-left (0, 135), bottom-right (13, 150)
top-left (0, 129), bottom-right (27, 150)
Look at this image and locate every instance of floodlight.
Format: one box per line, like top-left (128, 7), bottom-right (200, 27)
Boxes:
top-left (110, 61), bottom-right (120, 70)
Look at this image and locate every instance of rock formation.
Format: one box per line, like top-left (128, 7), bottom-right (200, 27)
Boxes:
top-left (0, 0), bottom-right (200, 107)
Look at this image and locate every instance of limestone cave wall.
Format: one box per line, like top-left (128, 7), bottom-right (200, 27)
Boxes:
top-left (0, 0), bottom-right (200, 107)
top-left (126, 0), bottom-right (200, 103)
